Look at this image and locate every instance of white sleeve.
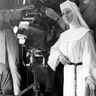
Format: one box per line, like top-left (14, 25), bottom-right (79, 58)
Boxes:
top-left (47, 39), bottom-right (61, 70)
top-left (82, 32), bottom-right (96, 82)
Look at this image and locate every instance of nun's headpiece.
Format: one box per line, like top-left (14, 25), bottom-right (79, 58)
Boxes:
top-left (60, 0), bottom-right (89, 29)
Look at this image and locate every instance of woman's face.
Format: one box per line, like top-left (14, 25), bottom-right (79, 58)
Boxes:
top-left (62, 8), bottom-right (73, 24)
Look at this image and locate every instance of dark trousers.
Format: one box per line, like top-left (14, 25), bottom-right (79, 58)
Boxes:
top-left (54, 63), bottom-right (64, 96)
top-left (45, 63), bottom-right (64, 96)
top-left (0, 63), bottom-right (14, 95)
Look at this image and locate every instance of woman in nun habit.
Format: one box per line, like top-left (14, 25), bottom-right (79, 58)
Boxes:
top-left (47, 0), bottom-right (96, 96)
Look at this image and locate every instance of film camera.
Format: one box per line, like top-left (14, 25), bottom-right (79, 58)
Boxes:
top-left (17, 22), bottom-right (45, 67)
top-left (16, 22), bottom-right (45, 96)
top-left (26, 48), bottom-right (45, 68)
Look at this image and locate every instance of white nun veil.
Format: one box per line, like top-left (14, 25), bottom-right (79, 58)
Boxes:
top-left (59, 0), bottom-right (91, 42)
top-left (60, 0), bottom-right (89, 29)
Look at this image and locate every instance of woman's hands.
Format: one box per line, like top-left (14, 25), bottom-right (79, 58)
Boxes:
top-left (85, 76), bottom-right (95, 90)
top-left (59, 54), bottom-right (70, 65)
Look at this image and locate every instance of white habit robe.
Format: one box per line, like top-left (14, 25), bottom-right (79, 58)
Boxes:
top-left (48, 27), bottom-right (96, 96)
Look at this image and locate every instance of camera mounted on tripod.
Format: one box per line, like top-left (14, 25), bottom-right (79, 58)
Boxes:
top-left (26, 48), bottom-right (45, 69)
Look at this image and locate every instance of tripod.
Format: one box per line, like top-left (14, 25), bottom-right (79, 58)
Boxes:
top-left (14, 65), bottom-right (41, 96)
top-left (27, 49), bottom-right (43, 96)
top-left (17, 48), bottom-right (42, 96)
top-left (32, 66), bottom-right (41, 96)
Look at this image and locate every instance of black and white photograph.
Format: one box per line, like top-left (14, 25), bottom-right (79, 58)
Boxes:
top-left (0, 0), bottom-right (96, 96)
